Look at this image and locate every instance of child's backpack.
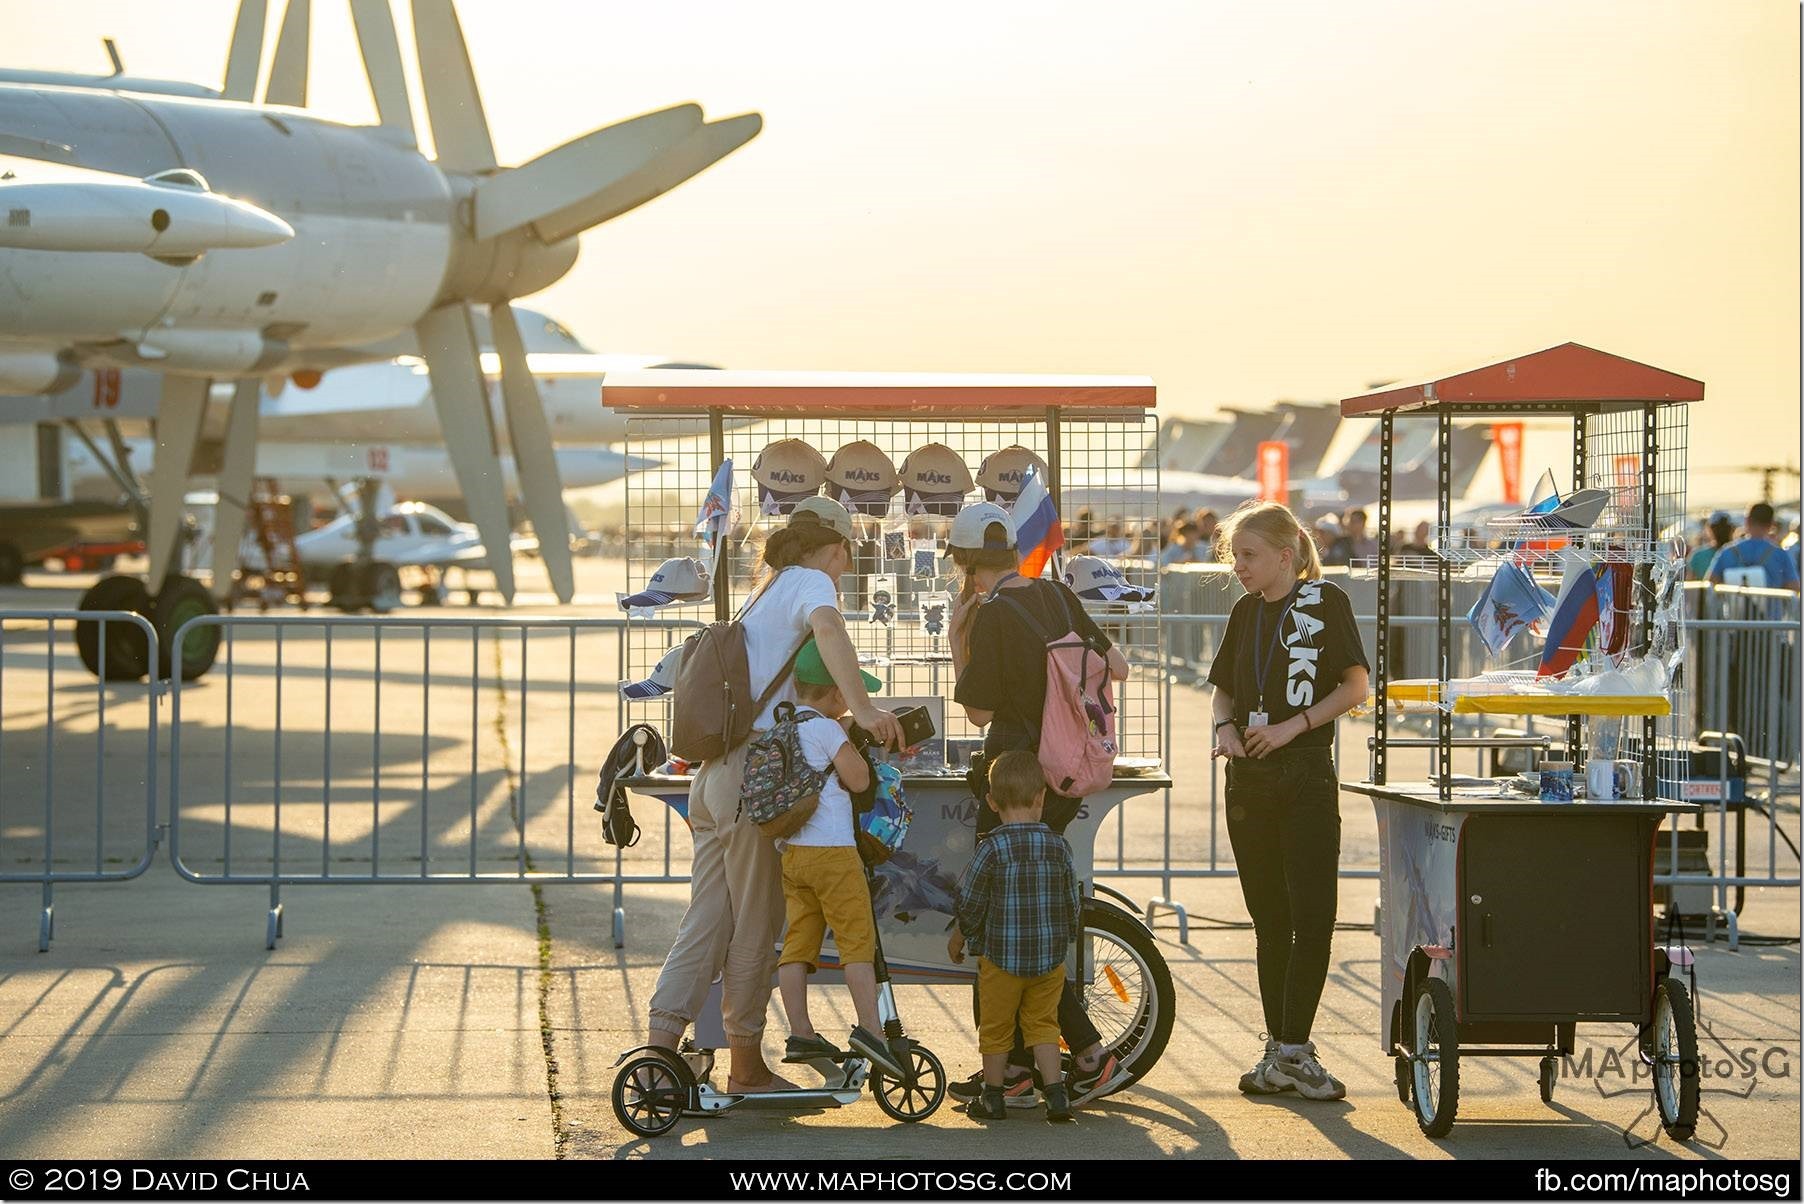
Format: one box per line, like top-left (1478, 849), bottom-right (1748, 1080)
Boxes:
top-left (994, 584), bottom-right (1118, 798)
top-left (737, 703), bottom-right (832, 838)
top-left (854, 761), bottom-right (912, 865)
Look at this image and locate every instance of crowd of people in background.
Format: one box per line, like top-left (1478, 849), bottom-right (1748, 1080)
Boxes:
top-left (1082, 498), bottom-right (1801, 591)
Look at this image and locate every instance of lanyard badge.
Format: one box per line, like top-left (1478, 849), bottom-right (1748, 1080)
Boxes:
top-left (1248, 589), bottom-right (1297, 723)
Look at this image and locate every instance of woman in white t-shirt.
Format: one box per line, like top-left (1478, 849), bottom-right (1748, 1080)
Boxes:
top-left (645, 496), bottom-right (903, 1094)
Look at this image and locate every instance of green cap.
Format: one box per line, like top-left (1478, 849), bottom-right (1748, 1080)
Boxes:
top-left (794, 638), bottom-right (882, 693)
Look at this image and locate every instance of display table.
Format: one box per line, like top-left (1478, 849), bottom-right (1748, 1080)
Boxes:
top-left (619, 768), bottom-right (1171, 985)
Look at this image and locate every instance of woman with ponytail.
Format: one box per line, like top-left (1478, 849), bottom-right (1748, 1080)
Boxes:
top-left (1207, 501), bottom-right (1369, 1101)
top-left (645, 496), bottom-right (903, 1094)
top-left (945, 502), bottom-right (1131, 1112)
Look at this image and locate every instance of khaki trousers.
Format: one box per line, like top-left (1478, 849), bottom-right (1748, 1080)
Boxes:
top-left (647, 742), bottom-right (785, 1042)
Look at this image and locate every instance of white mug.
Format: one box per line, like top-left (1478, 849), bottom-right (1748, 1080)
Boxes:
top-left (1587, 759), bottom-right (1617, 801)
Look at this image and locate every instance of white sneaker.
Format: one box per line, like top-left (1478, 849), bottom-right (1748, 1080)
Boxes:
top-left (1237, 1036), bottom-right (1291, 1095)
top-left (1267, 1041), bottom-right (1347, 1101)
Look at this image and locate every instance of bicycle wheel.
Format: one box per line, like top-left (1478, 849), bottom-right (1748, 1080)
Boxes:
top-left (1075, 899), bottom-right (1175, 1096)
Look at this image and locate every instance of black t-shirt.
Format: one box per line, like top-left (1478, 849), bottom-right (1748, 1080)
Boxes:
top-left (1206, 578), bottom-right (1368, 748)
top-left (954, 578), bottom-right (1113, 757)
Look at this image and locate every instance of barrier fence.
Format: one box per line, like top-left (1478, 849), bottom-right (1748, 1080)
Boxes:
top-left (0, 610), bottom-right (160, 949)
top-left (0, 587), bottom-right (1796, 949)
top-left (166, 614), bottom-right (704, 947)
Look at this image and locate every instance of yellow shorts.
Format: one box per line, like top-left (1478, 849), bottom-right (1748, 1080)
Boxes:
top-left (778, 844), bottom-right (877, 970)
top-left (977, 957), bottom-right (1065, 1054)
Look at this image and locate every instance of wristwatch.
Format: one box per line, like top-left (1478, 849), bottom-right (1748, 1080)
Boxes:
top-left (1213, 718), bottom-right (1238, 734)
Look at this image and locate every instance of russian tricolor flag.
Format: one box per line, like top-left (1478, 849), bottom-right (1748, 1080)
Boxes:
top-left (1537, 561), bottom-right (1600, 678)
top-left (1013, 467), bottom-right (1064, 579)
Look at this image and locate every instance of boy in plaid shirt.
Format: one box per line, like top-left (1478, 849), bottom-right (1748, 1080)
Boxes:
top-left (948, 750), bottom-right (1081, 1123)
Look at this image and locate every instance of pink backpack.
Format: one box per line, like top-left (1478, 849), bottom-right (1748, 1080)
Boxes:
top-left (994, 585), bottom-right (1118, 797)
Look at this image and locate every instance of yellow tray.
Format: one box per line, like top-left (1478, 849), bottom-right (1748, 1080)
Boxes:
top-left (1380, 680), bottom-right (1671, 717)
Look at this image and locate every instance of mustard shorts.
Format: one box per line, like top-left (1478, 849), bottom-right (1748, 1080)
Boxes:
top-left (977, 957), bottom-right (1065, 1054)
top-left (778, 844), bottom-right (877, 969)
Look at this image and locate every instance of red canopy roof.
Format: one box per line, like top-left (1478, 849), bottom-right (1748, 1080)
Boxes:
top-left (1340, 343), bottom-right (1704, 417)
top-left (604, 369), bottom-right (1155, 416)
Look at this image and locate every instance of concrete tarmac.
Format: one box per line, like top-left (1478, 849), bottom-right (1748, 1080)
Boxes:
top-left (0, 563), bottom-right (1797, 1161)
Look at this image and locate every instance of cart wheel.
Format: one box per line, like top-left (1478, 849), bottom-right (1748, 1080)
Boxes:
top-left (1649, 978), bottom-right (1699, 1141)
top-left (1409, 977), bottom-right (1460, 1138)
top-left (612, 1055), bottom-right (691, 1138)
top-left (872, 1044), bottom-right (946, 1123)
top-left (1539, 1055), bottom-right (1557, 1105)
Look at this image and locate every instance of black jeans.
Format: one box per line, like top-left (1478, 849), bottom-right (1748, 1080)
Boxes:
top-left (1225, 746), bottom-right (1341, 1045)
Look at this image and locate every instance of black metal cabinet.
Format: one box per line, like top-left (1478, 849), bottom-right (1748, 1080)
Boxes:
top-left (1458, 812), bottom-right (1654, 1021)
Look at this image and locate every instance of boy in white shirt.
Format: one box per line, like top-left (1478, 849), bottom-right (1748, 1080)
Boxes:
top-left (776, 640), bottom-right (905, 1078)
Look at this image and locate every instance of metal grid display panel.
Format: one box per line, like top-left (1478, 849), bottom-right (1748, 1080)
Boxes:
top-left (1583, 405), bottom-right (1691, 802)
top-left (621, 414), bottom-right (1162, 761)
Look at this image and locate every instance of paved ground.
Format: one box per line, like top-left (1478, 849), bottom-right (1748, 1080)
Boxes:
top-left (0, 561), bottom-right (1797, 1161)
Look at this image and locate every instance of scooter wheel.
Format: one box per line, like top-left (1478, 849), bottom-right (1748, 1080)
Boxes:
top-left (872, 1044), bottom-right (945, 1123)
top-left (612, 1054), bottom-right (690, 1138)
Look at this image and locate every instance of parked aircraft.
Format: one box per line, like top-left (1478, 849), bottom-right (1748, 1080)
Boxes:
top-left (0, 0), bottom-right (761, 680)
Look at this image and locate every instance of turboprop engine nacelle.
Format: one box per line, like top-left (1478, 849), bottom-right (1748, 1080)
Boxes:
top-left (0, 349), bottom-right (80, 394)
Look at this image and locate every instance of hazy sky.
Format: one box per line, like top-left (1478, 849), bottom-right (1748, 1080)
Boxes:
top-left (6, 1), bottom-right (1799, 504)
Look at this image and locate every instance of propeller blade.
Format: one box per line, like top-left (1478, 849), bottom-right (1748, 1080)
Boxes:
top-left (221, 0), bottom-right (268, 101)
top-left (410, 0), bottom-right (497, 171)
top-left (474, 105), bottom-right (702, 241)
top-left (145, 375), bottom-right (212, 594)
top-left (210, 379), bottom-right (262, 602)
top-left (264, 0), bottom-right (309, 107)
top-left (350, 0), bottom-right (415, 145)
top-left (530, 113), bottom-right (762, 246)
top-left (490, 302), bottom-right (575, 603)
top-left (414, 304), bottom-right (515, 602)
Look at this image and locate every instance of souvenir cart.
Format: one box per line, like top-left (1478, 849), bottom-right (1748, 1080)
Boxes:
top-left (601, 369), bottom-right (1176, 1115)
top-left (1339, 344), bottom-right (1703, 1140)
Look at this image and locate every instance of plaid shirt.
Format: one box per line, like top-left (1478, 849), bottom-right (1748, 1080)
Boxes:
top-left (954, 822), bottom-right (1081, 978)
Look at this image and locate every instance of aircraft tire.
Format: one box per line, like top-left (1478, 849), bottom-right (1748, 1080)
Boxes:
top-left (75, 575), bottom-right (153, 681)
top-left (154, 576), bottom-right (220, 682)
top-left (362, 562), bottom-right (403, 614)
top-left (0, 541), bottom-right (23, 585)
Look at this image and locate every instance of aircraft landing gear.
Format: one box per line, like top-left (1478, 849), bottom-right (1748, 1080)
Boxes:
top-left (75, 573), bottom-right (219, 682)
top-left (327, 560), bottom-right (403, 614)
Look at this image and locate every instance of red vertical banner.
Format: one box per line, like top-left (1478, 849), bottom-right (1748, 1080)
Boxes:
top-left (1256, 441), bottom-right (1289, 503)
top-left (1493, 421), bottom-right (1524, 504)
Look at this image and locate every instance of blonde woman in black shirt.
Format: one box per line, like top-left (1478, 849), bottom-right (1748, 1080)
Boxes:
top-left (1207, 502), bottom-right (1369, 1101)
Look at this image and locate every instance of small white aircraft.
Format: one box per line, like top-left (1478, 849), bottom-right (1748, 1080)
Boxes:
top-left (274, 500), bottom-right (489, 611)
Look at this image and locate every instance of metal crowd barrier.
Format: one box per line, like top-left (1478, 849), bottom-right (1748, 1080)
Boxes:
top-left (0, 610), bottom-right (160, 950)
top-left (5, 581), bottom-right (1797, 952)
top-left (168, 614), bottom-right (703, 948)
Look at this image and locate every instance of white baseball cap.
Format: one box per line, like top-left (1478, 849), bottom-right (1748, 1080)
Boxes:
top-left (900, 443), bottom-right (974, 518)
top-left (826, 441), bottom-right (899, 517)
top-left (620, 644), bottom-right (685, 700)
top-left (976, 445), bottom-right (1049, 505)
top-left (752, 439), bottom-right (829, 515)
top-left (1064, 554), bottom-right (1154, 603)
top-left (947, 501), bottom-right (1017, 551)
top-left (617, 556), bottom-right (712, 609)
